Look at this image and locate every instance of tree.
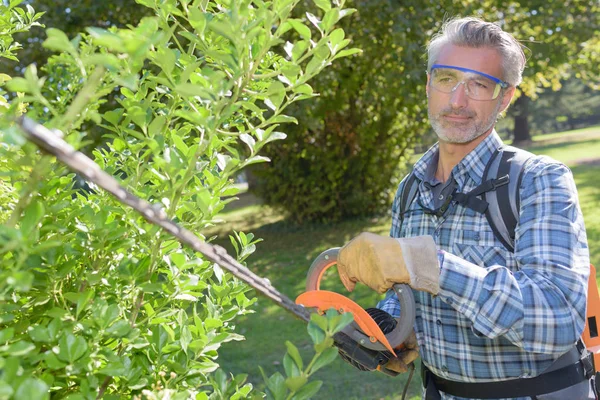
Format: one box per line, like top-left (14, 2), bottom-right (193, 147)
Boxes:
top-left (523, 78), bottom-right (600, 135)
top-left (251, 0), bottom-right (600, 222)
top-left (500, 2), bottom-right (600, 143)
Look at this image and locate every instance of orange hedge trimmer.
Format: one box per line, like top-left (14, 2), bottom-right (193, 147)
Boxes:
top-left (296, 248), bottom-right (415, 376)
top-left (17, 117), bottom-right (417, 377)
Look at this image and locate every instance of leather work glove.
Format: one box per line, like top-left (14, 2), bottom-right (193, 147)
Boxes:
top-left (337, 232), bottom-right (440, 294)
top-left (386, 330), bottom-right (419, 373)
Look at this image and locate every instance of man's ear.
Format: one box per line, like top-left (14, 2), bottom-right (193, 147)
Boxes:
top-left (499, 86), bottom-right (516, 113)
top-left (426, 73), bottom-right (430, 97)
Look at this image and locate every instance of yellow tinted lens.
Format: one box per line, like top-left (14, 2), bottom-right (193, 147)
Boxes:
top-left (465, 77), bottom-right (500, 100)
top-left (431, 69), bottom-right (459, 91)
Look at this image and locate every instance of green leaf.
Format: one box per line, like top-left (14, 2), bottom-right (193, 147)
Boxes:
top-left (266, 371), bottom-right (287, 400)
top-left (329, 28), bottom-right (344, 47)
top-left (332, 312), bottom-right (353, 334)
top-left (44, 352), bottom-right (66, 370)
top-left (157, 47), bottom-right (176, 76)
top-left (15, 378), bottom-right (49, 400)
top-left (86, 27), bottom-right (125, 52)
top-left (82, 54), bottom-right (120, 69)
top-left (9, 0), bottom-right (25, 9)
top-left (312, 0), bottom-right (331, 12)
top-left (310, 347), bottom-right (338, 373)
top-left (285, 341), bottom-right (303, 369)
top-left (265, 131), bottom-right (287, 144)
top-left (149, 115), bottom-right (167, 138)
top-left (172, 134), bottom-right (189, 156)
top-left (284, 375), bottom-right (307, 392)
top-left (242, 155), bottom-right (270, 166)
top-left (76, 289), bottom-right (95, 318)
top-left (0, 314), bottom-right (15, 324)
top-left (266, 81), bottom-right (286, 111)
top-left (0, 380), bottom-right (13, 398)
top-left (0, 328), bottom-right (15, 343)
top-left (290, 380), bottom-right (322, 400)
top-left (98, 360), bottom-right (126, 376)
top-left (283, 353), bottom-right (301, 378)
top-left (28, 325), bottom-right (51, 343)
top-left (321, 8), bottom-right (339, 32)
top-left (152, 325), bottom-right (169, 354)
top-left (188, 8), bottom-right (207, 34)
top-left (332, 47), bottom-right (362, 61)
top-left (20, 198), bottom-right (44, 236)
top-left (174, 83), bottom-right (211, 98)
top-left (1, 357), bottom-right (19, 383)
top-left (310, 312), bottom-right (328, 332)
top-left (6, 77), bottom-right (30, 93)
top-left (305, 56), bottom-right (325, 77)
top-left (208, 19), bottom-right (237, 44)
top-left (180, 326), bottom-right (192, 354)
top-left (43, 28), bottom-right (75, 54)
top-left (338, 8), bottom-right (357, 19)
top-left (287, 19), bottom-right (311, 41)
top-left (239, 133), bottom-right (256, 154)
top-left (270, 114), bottom-right (298, 124)
top-left (105, 320), bottom-right (131, 338)
top-left (57, 333), bottom-right (88, 363)
top-left (307, 321), bottom-right (325, 345)
top-left (1, 341), bottom-right (35, 356)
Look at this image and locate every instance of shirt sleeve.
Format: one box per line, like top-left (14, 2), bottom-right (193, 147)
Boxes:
top-left (438, 158), bottom-right (590, 354)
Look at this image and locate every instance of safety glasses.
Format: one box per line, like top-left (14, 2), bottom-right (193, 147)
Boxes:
top-left (429, 64), bottom-right (509, 101)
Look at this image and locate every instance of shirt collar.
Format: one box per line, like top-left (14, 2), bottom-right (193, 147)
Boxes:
top-left (413, 131), bottom-right (505, 186)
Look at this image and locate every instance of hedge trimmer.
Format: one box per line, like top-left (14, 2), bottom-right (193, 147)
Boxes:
top-left (16, 117), bottom-right (417, 383)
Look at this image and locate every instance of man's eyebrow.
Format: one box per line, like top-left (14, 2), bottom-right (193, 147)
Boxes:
top-left (434, 69), bottom-right (457, 76)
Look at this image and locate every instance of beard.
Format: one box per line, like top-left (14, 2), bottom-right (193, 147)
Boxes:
top-left (428, 100), bottom-right (503, 144)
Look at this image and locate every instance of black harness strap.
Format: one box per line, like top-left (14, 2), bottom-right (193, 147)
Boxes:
top-left (452, 174), bottom-right (509, 214)
top-left (421, 350), bottom-right (594, 399)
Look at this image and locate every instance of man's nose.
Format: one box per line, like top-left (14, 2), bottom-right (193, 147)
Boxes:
top-left (449, 81), bottom-right (469, 109)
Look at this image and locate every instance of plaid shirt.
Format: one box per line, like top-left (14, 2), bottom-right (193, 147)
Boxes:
top-left (378, 131), bottom-right (590, 400)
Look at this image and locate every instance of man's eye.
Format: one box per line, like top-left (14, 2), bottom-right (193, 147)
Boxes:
top-left (473, 81), bottom-right (489, 89)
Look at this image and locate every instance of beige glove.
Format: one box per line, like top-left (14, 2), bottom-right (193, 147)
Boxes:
top-left (385, 330), bottom-right (419, 373)
top-left (337, 232), bottom-right (440, 294)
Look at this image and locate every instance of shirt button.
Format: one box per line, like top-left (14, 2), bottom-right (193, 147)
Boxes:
top-left (436, 319), bottom-right (442, 326)
top-left (438, 194), bottom-right (444, 200)
top-left (520, 371), bottom-right (530, 378)
top-left (474, 233), bottom-right (480, 240)
top-left (446, 298), bottom-right (453, 305)
top-left (442, 365), bottom-right (449, 374)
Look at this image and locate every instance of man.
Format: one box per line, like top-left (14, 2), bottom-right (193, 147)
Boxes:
top-left (336, 17), bottom-right (592, 399)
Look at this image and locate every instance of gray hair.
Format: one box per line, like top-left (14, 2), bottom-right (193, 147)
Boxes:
top-left (427, 17), bottom-right (526, 87)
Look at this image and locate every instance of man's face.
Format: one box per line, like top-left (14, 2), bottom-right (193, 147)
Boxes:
top-left (426, 44), bottom-right (514, 144)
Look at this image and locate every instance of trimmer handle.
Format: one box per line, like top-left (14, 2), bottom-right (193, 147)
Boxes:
top-left (305, 247), bottom-right (416, 350)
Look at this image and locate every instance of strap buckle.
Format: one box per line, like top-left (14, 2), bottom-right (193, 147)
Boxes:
top-left (582, 351), bottom-right (595, 379)
top-left (492, 174), bottom-right (510, 189)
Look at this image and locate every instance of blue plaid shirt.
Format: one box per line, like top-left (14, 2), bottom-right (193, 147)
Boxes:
top-left (378, 132), bottom-right (590, 399)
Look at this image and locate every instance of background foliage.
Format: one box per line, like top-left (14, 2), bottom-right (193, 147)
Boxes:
top-left (250, 0), bottom-right (600, 223)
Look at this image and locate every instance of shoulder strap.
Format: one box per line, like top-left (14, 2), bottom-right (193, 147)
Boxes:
top-left (398, 172), bottom-right (420, 228)
top-left (482, 146), bottom-right (534, 253)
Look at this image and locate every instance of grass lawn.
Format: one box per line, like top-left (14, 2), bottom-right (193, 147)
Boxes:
top-left (212, 126), bottom-right (600, 400)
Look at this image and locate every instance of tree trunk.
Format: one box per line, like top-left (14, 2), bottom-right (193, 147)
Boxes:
top-left (512, 94), bottom-right (531, 146)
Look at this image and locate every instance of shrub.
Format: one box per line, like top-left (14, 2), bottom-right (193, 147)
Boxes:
top-left (0, 0), bottom-right (357, 398)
